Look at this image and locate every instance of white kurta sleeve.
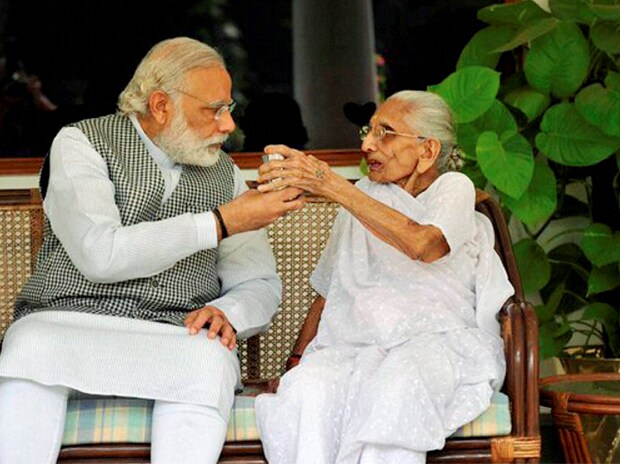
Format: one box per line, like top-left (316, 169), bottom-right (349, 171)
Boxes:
top-left (206, 171), bottom-right (282, 339)
top-left (45, 127), bottom-right (222, 283)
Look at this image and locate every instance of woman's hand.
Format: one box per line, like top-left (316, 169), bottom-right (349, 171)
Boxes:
top-left (184, 305), bottom-right (237, 350)
top-left (257, 144), bottom-right (346, 199)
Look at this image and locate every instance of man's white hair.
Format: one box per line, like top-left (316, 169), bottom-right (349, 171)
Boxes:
top-left (387, 90), bottom-right (461, 172)
top-left (118, 37), bottom-right (224, 116)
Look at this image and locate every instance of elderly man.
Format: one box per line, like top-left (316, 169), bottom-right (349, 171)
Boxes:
top-left (0, 37), bottom-right (304, 464)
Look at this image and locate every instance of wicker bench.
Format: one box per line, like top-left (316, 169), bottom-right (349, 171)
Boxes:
top-left (0, 177), bottom-right (540, 463)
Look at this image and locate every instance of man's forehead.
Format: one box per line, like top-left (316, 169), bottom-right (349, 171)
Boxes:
top-left (185, 66), bottom-right (231, 93)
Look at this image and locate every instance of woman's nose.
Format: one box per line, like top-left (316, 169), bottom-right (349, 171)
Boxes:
top-left (361, 133), bottom-right (377, 152)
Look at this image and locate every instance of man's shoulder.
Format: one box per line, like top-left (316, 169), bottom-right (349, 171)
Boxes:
top-left (69, 113), bottom-right (131, 131)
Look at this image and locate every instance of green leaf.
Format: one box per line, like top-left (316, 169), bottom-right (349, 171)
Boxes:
top-left (591, 21), bottom-right (620, 55)
top-left (581, 223), bottom-right (620, 266)
top-left (549, 0), bottom-right (597, 24)
top-left (503, 160), bottom-right (558, 229)
top-left (605, 71), bottom-right (620, 91)
top-left (504, 86), bottom-right (552, 122)
top-left (460, 162), bottom-right (488, 189)
top-left (536, 103), bottom-right (620, 166)
top-left (536, 303), bottom-right (556, 323)
top-left (514, 238), bottom-right (551, 293)
top-left (588, 264), bottom-right (620, 295)
top-left (539, 321), bottom-right (573, 359)
top-left (456, 100), bottom-right (518, 160)
top-left (430, 66), bottom-right (500, 124)
top-left (359, 157), bottom-right (369, 176)
top-left (457, 26), bottom-right (515, 69)
top-left (588, 4), bottom-right (620, 21)
top-left (493, 18), bottom-right (559, 53)
top-left (575, 83), bottom-right (620, 137)
top-left (524, 21), bottom-right (590, 98)
top-left (582, 302), bottom-right (618, 327)
top-left (478, 1), bottom-right (551, 26)
top-left (546, 282), bottom-right (566, 316)
top-left (477, 131), bottom-right (534, 198)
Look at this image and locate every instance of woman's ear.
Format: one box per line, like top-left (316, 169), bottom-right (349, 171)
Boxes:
top-left (416, 139), bottom-right (441, 174)
top-left (147, 90), bottom-right (173, 125)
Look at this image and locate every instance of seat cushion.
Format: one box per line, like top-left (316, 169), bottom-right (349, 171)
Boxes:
top-left (62, 389), bottom-right (511, 446)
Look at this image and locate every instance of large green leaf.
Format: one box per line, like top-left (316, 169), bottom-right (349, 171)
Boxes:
top-left (587, 264), bottom-right (620, 295)
top-left (591, 21), bottom-right (620, 55)
top-left (477, 131), bottom-right (534, 198)
top-left (429, 66), bottom-right (500, 124)
top-left (536, 103), bottom-right (620, 166)
top-left (493, 18), bottom-right (559, 53)
top-left (503, 160), bottom-right (557, 229)
top-left (457, 26), bottom-right (515, 69)
top-left (549, 0), bottom-right (597, 24)
top-left (456, 100), bottom-right (518, 159)
top-left (478, 1), bottom-right (551, 26)
top-left (581, 223), bottom-right (620, 266)
top-left (503, 86), bottom-right (551, 122)
top-left (588, 3), bottom-right (620, 21)
top-left (524, 21), bottom-right (590, 98)
top-left (514, 237), bottom-right (552, 293)
top-left (575, 83), bottom-right (620, 137)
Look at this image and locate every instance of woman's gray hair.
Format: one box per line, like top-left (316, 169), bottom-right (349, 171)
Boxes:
top-left (387, 90), bottom-right (463, 172)
top-left (118, 37), bottom-right (225, 116)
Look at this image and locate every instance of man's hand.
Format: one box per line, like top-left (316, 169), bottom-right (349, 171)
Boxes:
top-left (184, 306), bottom-right (237, 350)
top-left (218, 187), bottom-right (305, 237)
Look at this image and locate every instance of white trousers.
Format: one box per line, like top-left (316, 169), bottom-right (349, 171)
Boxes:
top-left (0, 377), bottom-right (228, 464)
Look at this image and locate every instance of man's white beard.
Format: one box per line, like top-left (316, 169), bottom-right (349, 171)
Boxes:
top-left (154, 107), bottom-right (228, 167)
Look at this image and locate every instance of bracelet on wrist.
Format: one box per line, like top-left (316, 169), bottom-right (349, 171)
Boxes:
top-left (213, 207), bottom-right (229, 239)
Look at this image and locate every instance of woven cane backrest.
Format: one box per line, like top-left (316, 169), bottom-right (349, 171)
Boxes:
top-left (0, 204), bottom-right (44, 342)
top-left (0, 199), bottom-right (340, 381)
top-left (238, 198), bottom-right (340, 380)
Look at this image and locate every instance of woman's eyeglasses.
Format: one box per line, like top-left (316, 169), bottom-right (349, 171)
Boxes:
top-left (358, 125), bottom-right (426, 142)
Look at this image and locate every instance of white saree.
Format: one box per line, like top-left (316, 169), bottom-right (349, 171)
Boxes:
top-left (255, 173), bottom-right (514, 464)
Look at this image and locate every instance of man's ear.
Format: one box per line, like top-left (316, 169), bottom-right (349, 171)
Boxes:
top-left (147, 90), bottom-right (172, 125)
top-left (416, 139), bottom-right (441, 174)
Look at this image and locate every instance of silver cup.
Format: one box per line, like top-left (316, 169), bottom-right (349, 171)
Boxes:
top-left (261, 153), bottom-right (285, 189)
top-left (261, 153), bottom-right (285, 163)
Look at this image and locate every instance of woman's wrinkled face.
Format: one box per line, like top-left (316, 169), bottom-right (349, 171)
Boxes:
top-left (361, 99), bottom-right (427, 188)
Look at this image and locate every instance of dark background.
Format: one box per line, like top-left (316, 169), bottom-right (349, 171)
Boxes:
top-left (0, 0), bottom-right (495, 156)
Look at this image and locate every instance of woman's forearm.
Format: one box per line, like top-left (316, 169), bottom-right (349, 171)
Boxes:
top-left (328, 181), bottom-right (448, 262)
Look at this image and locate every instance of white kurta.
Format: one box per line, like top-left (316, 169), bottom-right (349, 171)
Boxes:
top-left (0, 116), bottom-right (281, 419)
top-left (255, 173), bottom-right (513, 463)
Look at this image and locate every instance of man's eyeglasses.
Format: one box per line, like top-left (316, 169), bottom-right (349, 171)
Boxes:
top-left (358, 125), bottom-right (426, 142)
top-left (172, 89), bottom-right (237, 121)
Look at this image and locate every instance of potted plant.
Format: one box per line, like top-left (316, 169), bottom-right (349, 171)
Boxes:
top-left (427, 0), bottom-right (620, 367)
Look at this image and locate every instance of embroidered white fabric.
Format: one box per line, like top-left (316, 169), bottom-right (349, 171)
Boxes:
top-left (255, 173), bottom-right (514, 463)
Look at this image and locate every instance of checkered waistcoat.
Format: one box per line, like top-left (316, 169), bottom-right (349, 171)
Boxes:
top-left (15, 114), bottom-right (235, 326)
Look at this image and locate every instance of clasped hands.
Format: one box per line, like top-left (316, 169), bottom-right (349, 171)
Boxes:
top-left (257, 144), bottom-right (335, 198)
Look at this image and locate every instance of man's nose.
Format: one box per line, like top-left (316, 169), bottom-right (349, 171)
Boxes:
top-left (217, 111), bottom-right (236, 134)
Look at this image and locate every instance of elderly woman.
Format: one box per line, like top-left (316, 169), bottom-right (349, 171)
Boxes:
top-left (254, 90), bottom-right (514, 464)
